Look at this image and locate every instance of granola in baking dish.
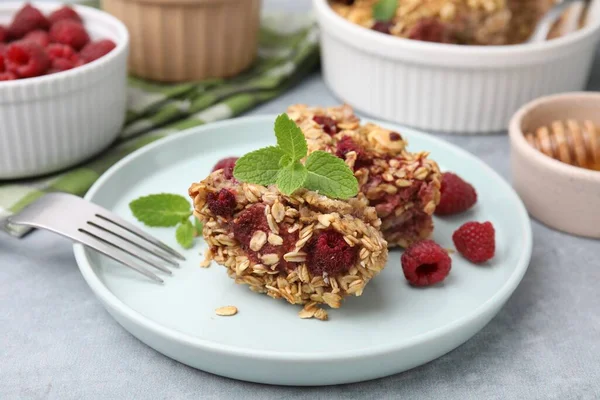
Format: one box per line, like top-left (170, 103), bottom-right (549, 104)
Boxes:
top-left (286, 104), bottom-right (441, 248)
top-left (330, 0), bottom-right (557, 45)
top-left (189, 169), bottom-right (388, 319)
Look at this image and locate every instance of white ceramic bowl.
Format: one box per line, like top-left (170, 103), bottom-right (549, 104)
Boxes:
top-left (509, 92), bottom-right (600, 238)
top-left (313, 0), bottom-right (600, 134)
top-left (0, 2), bottom-right (129, 179)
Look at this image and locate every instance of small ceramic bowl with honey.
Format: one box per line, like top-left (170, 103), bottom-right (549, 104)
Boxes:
top-left (509, 92), bottom-right (600, 238)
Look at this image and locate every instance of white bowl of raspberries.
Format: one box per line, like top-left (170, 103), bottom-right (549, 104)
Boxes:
top-left (0, 2), bottom-right (129, 179)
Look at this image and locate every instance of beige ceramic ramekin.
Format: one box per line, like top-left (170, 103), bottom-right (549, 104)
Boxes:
top-left (509, 92), bottom-right (600, 238)
top-left (102, 0), bottom-right (261, 82)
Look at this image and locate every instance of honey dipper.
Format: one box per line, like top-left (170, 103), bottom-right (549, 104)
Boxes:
top-left (525, 119), bottom-right (600, 170)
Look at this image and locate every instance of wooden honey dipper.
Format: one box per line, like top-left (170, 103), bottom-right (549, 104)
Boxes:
top-left (525, 119), bottom-right (600, 171)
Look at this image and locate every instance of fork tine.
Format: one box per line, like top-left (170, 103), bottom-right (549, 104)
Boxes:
top-left (89, 219), bottom-right (179, 267)
top-left (76, 228), bottom-right (164, 283)
top-left (95, 214), bottom-right (186, 260)
top-left (84, 222), bottom-right (174, 275)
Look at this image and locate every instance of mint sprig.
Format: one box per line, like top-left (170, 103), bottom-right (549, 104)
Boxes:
top-left (373, 0), bottom-right (398, 22)
top-left (129, 193), bottom-right (203, 249)
top-left (233, 113), bottom-right (359, 199)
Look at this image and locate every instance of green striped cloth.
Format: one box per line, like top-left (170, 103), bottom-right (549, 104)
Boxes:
top-left (0, 12), bottom-right (319, 237)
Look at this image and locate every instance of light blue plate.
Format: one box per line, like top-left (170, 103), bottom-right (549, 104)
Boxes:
top-left (73, 116), bottom-right (532, 386)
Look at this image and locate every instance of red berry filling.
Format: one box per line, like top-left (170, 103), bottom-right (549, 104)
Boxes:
top-left (389, 132), bottom-right (402, 141)
top-left (435, 172), bottom-right (477, 216)
top-left (401, 240), bottom-right (451, 286)
top-left (207, 189), bottom-right (237, 217)
top-left (305, 230), bottom-right (357, 276)
top-left (452, 221), bottom-right (495, 263)
top-left (313, 115), bottom-right (339, 135)
top-left (5, 41), bottom-right (50, 78)
top-left (50, 20), bottom-right (89, 51)
top-left (372, 21), bottom-right (394, 35)
top-left (212, 157), bottom-right (239, 180)
top-left (335, 136), bottom-right (371, 169)
top-left (408, 18), bottom-right (454, 43)
top-left (49, 6), bottom-right (83, 25)
top-left (8, 4), bottom-right (50, 40)
top-left (23, 30), bottom-right (50, 48)
top-left (79, 39), bottom-right (116, 63)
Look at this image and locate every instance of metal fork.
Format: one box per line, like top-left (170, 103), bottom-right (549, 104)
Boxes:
top-left (6, 192), bottom-right (185, 283)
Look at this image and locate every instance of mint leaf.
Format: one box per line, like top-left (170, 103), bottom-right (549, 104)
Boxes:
top-left (176, 220), bottom-right (194, 249)
top-left (194, 217), bottom-right (203, 237)
top-left (373, 0), bottom-right (398, 22)
top-left (274, 113), bottom-right (307, 162)
top-left (233, 146), bottom-right (284, 185)
top-left (129, 194), bottom-right (192, 227)
top-left (276, 162), bottom-right (308, 195)
top-left (304, 151), bottom-right (359, 199)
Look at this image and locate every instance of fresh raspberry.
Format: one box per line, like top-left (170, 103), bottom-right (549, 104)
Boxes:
top-left (408, 18), bottom-right (453, 43)
top-left (0, 43), bottom-right (7, 55)
top-left (232, 205), bottom-right (269, 247)
top-left (434, 172), bottom-right (477, 216)
top-left (79, 39), bottom-right (116, 63)
top-left (452, 221), bottom-right (495, 263)
top-left (50, 20), bottom-right (89, 51)
top-left (0, 26), bottom-right (7, 43)
top-left (207, 189), bottom-right (237, 217)
top-left (5, 41), bottom-right (50, 78)
top-left (48, 6), bottom-right (83, 25)
top-left (8, 4), bottom-right (50, 40)
top-left (306, 230), bottom-right (357, 276)
top-left (0, 71), bottom-right (17, 81)
top-left (372, 21), bottom-right (394, 35)
top-left (23, 30), bottom-right (50, 47)
top-left (212, 157), bottom-right (238, 180)
top-left (313, 115), bottom-right (339, 135)
top-left (46, 43), bottom-right (81, 71)
top-left (401, 239), bottom-right (452, 286)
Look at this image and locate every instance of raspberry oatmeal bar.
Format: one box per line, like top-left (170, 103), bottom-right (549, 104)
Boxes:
top-left (189, 169), bottom-right (388, 319)
top-left (330, 0), bottom-right (557, 45)
top-left (286, 104), bottom-right (441, 248)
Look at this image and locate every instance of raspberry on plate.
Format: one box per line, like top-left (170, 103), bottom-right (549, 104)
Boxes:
top-left (8, 4), bottom-right (50, 40)
top-left (401, 239), bottom-right (452, 286)
top-left (49, 6), bottom-right (83, 25)
top-left (434, 172), bottom-right (477, 216)
top-left (80, 39), bottom-right (117, 63)
top-left (46, 43), bottom-right (81, 71)
top-left (50, 20), bottom-right (90, 51)
top-left (452, 221), bottom-right (495, 263)
top-left (5, 41), bottom-right (50, 78)
top-left (0, 25), bottom-right (7, 43)
top-left (23, 30), bottom-right (51, 48)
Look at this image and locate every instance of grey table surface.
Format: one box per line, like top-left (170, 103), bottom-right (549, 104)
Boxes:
top-left (2, 1), bottom-right (600, 399)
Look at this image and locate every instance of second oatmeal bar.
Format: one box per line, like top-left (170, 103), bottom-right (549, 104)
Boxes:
top-left (287, 104), bottom-right (442, 248)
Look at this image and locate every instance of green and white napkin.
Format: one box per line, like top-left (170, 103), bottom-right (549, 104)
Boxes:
top-left (0, 11), bottom-right (319, 237)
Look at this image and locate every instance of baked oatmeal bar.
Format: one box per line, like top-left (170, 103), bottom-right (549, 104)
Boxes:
top-left (286, 104), bottom-right (441, 248)
top-left (189, 169), bottom-right (388, 318)
top-left (330, 0), bottom-right (556, 45)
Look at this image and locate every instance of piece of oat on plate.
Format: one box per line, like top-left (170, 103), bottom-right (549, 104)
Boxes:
top-left (287, 104), bottom-right (441, 248)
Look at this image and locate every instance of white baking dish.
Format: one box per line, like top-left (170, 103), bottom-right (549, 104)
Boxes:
top-left (0, 2), bottom-right (129, 179)
top-left (313, 0), bottom-right (600, 134)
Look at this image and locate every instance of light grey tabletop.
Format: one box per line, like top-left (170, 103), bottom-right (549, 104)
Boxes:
top-left (2, 2), bottom-right (600, 400)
